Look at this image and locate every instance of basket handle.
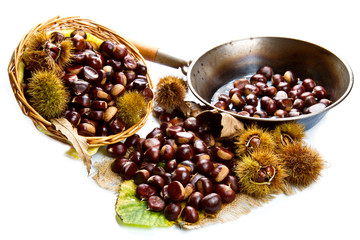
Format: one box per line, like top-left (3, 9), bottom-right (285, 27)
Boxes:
top-left (130, 40), bottom-right (190, 75)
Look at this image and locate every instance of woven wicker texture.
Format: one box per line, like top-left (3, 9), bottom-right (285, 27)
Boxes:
top-left (8, 16), bottom-right (153, 147)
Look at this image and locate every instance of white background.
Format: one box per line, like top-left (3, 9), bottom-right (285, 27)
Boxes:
top-left (1, 1), bottom-right (359, 239)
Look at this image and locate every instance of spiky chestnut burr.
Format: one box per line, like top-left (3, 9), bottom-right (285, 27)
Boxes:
top-left (234, 124), bottom-right (276, 157)
top-left (26, 69), bottom-right (70, 120)
top-left (277, 142), bottom-right (325, 188)
top-left (115, 91), bottom-right (148, 128)
top-left (22, 31), bottom-right (74, 73)
top-left (154, 75), bottom-right (187, 112)
top-left (272, 121), bottom-right (305, 147)
top-left (234, 148), bottom-right (287, 199)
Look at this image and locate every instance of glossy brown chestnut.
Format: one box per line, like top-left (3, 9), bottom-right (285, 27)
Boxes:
top-left (164, 202), bottom-right (182, 221)
top-left (215, 184), bottom-right (236, 203)
top-left (181, 206), bottom-right (199, 223)
top-left (200, 193), bottom-right (222, 214)
top-left (136, 183), bottom-right (157, 200)
top-left (147, 196), bottom-right (165, 212)
top-left (107, 142), bottom-right (127, 158)
top-left (167, 181), bottom-right (185, 202)
top-left (171, 167), bottom-right (191, 186)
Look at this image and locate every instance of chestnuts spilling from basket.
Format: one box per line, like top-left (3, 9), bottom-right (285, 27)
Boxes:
top-left (23, 29), bottom-right (153, 138)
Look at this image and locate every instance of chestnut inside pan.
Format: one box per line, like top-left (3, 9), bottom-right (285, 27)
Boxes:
top-left (132, 37), bottom-right (353, 130)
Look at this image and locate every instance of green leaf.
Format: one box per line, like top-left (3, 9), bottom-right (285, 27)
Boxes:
top-left (115, 180), bottom-right (173, 228)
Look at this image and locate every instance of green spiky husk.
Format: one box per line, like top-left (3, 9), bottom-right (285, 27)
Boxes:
top-left (234, 148), bottom-right (287, 199)
top-left (234, 124), bottom-right (276, 157)
top-left (116, 91), bottom-right (148, 128)
top-left (26, 69), bottom-right (70, 120)
top-left (278, 142), bottom-right (324, 188)
top-left (154, 75), bottom-right (187, 112)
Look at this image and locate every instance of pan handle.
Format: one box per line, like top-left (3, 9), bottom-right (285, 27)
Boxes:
top-left (130, 40), bottom-right (190, 75)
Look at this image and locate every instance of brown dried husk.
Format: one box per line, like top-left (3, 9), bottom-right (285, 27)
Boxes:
top-left (8, 16), bottom-right (153, 147)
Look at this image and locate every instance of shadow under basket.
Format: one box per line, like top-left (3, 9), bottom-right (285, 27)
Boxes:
top-left (8, 16), bottom-right (154, 147)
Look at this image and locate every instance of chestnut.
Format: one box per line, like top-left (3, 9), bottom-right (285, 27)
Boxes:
top-left (123, 54), bottom-right (137, 70)
top-left (160, 144), bottom-right (175, 161)
top-left (210, 164), bottom-right (230, 182)
top-left (257, 66), bottom-right (273, 80)
top-left (177, 160), bottom-right (196, 174)
top-left (111, 157), bottom-right (129, 173)
top-left (83, 66), bottom-right (99, 82)
top-left (166, 125), bottom-right (184, 138)
top-left (103, 106), bottom-right (118, 122)
top-left (181, 206), bottom-right (199, 223)
top-left (183, 183), bottom-right (196, 199)
top-left (302, 78), bottom-right (316, 91)
top-left (266, 99), bottom-right (277, 115)
top-left (147, 196), bottom-right (165, 212)
top-left (312, 85), bottom-right (328, 99)
top-left (233, 78), bottom-right (249, 90)
top-left (214, 146), bottom-right (234, 161)
top-left (171, 167), bottom-right (191, 185)
top-left (113, 43), bottom-right (128, 60)
top-left (120, 161), bottom-right (137, 180)
top-left (283, 70), bottom-right (298, 86)
top-left (175, 131), bottom-right (195, 144)
top-left (250, 73), bottom-right (267, 85)
top-left (200, 193), bottom-right (222, 214)
top-left (128, 150), bottom-right (143, 165)
top-left (244, 84), bottom-right (260, 96)
top-left (218, 94), bottom-right (232, 106)
top-left (144, 147), bottom-right (160, 163)
top-left (277, 81), bottom-right (291, 92)
top-left (196, 159), bottom-right (215, 175)
top-left (99, 123), bottom-right (113, 134)
top-left (164, 202), bottom-right (182, 221)
top-left (165, 159), bottom-right (177, 173)
top-left (176, 144), bottom-right (195, 161)
top-left (214, 101), bottom-right (227, 110)
top-left (193, 139), bottom-right (208, 154)
top-left (221, 175), bottom-right (240, 193)
top-left (133, 169), bottom-right (151, 185)
top-left (187, 191), bottom-right (204, 210)
top-left (77, 122), bottom-right (95, 136)
top-left (65, 111), bottom-right (81, 127)
top-left (136, 183), bottom-right (157, 200)
top-left (99, 40), bottom-right (115, 59)
top-left (152, 166), bottom-right (166, 177)
top-left (124, 134), bottom-right (140, 148)
top-left (144, 137), bottom-right (161, 150)
top-left (107, 142), bottom-right (127, 158)
top-left (140, 162), bottom-right (156, 173)
top-left (215, 184), bottom-right (236, 203)
top-left (196, 177), bottom-right (214, 196)
top-left (183, 117), bottom-right (200, 132)
top-left (264, 86), bottom-right (277, 97)
top-left (72, 94), bottom-right (91, 108)
top-left (245, 93), bottom-right (258, 107)
top-left (147, 175), bottom-right (165, 190)
top-left (109, 117), bottom-right (125, 134)
top-left (274, 109), bottom-right (288, 118)
top-left (71, 34), bottom-right (86, 51)
top-left (146, 127), bottom-right (164, 139)
top-left (167, 181), bottom-right (185, 202)
top-left (271, 74), bottom-right (285, 86)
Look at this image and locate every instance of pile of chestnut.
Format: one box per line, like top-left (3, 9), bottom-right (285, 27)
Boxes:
top-left (214, 66), bottom-right (332, 118)
top-left (108, 108), bottom-right (240, 223)
top-left (56, 30), bottom-right (153, 136)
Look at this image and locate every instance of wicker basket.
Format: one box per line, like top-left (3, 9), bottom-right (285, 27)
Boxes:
top-left (8, 16), bottom-right (154, 147)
